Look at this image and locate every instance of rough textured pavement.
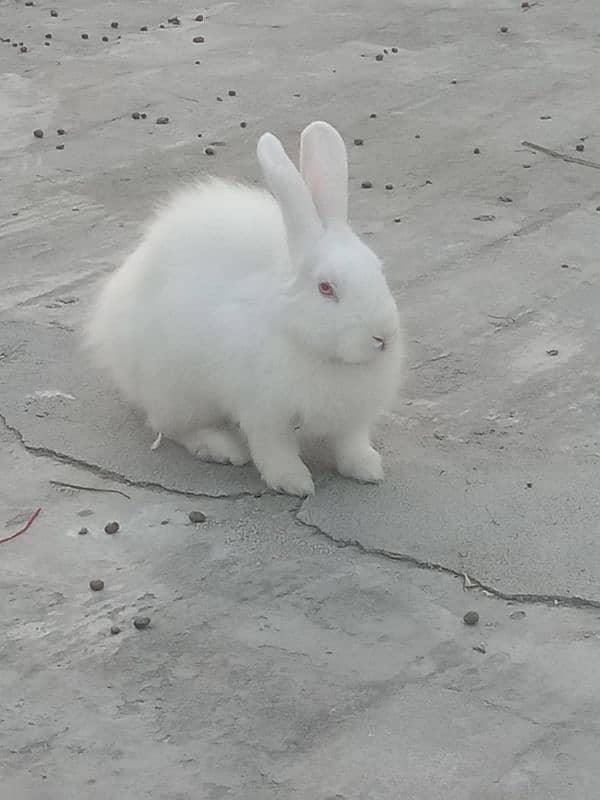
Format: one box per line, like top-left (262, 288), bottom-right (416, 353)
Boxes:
top-left (2, 1), bottom-right (600, 798)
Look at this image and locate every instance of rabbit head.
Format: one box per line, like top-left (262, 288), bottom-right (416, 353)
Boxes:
top-left (257, 121), bottom-right (400, 366)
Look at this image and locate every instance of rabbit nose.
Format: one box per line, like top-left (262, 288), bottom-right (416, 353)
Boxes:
top-left (373, 335), bottom-right (386, 351)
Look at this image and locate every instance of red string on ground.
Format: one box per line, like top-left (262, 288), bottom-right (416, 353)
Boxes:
top-left (0, 507), bottom-right (42, 545)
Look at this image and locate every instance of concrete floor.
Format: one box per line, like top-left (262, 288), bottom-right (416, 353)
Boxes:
top-left (2, 1), bottom-right (600, 797)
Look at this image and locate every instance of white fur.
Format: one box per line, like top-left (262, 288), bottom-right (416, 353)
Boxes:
top-left (86, 122), bottom-right (403, 495)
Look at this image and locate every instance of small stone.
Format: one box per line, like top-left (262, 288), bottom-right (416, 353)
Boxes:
top-left (111, 22), bottom-right (119, 29)
top-left (240, 121), bottom-right (247, 128)
top-left (526, 481), bottom-right (533, 488)
top-left (195, 60), bottom-right (201, 64)
top-left (33, 128), bottom-right (44, 138)
top-left (102, 36), bottom-right (109, 42)
top-left (104, 521), bottom-right (119, 535)
top-left (576, 143), bottom-right (584, 152)
top-left (521, 1), bottom-right (530, 6)
top-left (540, 115), bottom-right (551, 120)
top-left (57, 128), bottom-right (65, 135)
top-left (140, 26), bottom-right (148, 31)
top-left (385, 183), bottom-right (393, 190)
top-left (473, 147), bottom-right (480, 154)
top-left (78, 527), bottom-right (89, 535)
top-left (228, 89), bottom-right (236, 96)
top-left (546, 348), bottom-right (559, 356)
top-left (561, 263), bottom-right (570, 268)
top-left (375, 53), bottom-right (384, 61)
top-left (369, 113), bottom-right (377, 118)
top-left (188, 510), bottom-right (207, 524)
top-left (473, 214), bottom-right (496, 222)
top-left (110, 625), bottom-right (121, 635)
top-left (195, 14), bottom-right (204, 21)
top-left (463, 611), bottom-right (480, 626)
top-left (159, 24), bottom-right (165, 29)
top-left (45, 33), bottom-right (52, 39)
top-left (133, 615), bottom-right (151, 630)
top-left (415, 134), bottom-right (421, 139)
top-left (451, 79), bottom-right (457, 84)
top-left (204, 146), bottom-right (215, 156)
top-left (161, 519), bottom-right (169, 525)
top-left (81, 33), bottom-right (89, 40)
top-left (25, 0), bottom-right (34, 5)
top-left (523, 163), bottom-right (532, 168)
top-left (498, 195), bottom-right (512, 203)
top-left (500, 26), bottom-right (508, 33)
top-left (510, 610), bottom-right (526, 620)
top-left (89, 579), bottom-right (105, 591)
top-left (12, 43), bottom-right (17, 47)
top-left (168, 16), bottom-right (180, 25)
top-left (383, 48), bottom-right (388, 54)
top-left (20, 45), bottom-right (28, 52)
top-left (216, 96), bottom-right (223, 102)
top-left (353, 138), bottom-right (364, 146)
top-left (473, 643), bottom-right (487, 654)
top-left (361, 180), bottom-right (373, 189)
top-left (193, 35), bottom-right (205, 43)
top-left (391, 46), bottom-right (398, 53)
top-left (156, 116), bottom-right (169, 125)
top-left (44, 41), bottom-right (50, 46)
top-left (140, 113), bottom-right (147, 119)
top-left (393, 217), bottom-right (402, 223)
top-left (55, 144), bottom-right (64, 150)
top-left (132, 111), bottom-right (140, 119)
top-left (51, 9), bottom-right (58, 16)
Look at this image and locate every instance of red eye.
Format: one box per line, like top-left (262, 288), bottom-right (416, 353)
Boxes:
top-left (319, 281), bottom-right (336, 298)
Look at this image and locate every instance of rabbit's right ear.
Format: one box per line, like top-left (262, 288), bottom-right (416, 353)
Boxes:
top-left (257, 132), bottom-right (322, 264)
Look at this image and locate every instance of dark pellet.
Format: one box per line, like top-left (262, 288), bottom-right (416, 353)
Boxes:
top-left (55, 144), bottom-right (64, 150)
top-left (375, 53), bottom-right (383, 61)
top-left (110, 625), bottom-right (121, 635)
top-left (102, 36), bottom-right (109, 42)
top-left (228, 89), bottom-right (236, 96)
top-left (132, 112), bottom-right (140, 119)
top-left (89, 579), bottom-right (105, 592)
top-left (463, 611), bottom-right (479, 626)
top-left (189, 510), bottom-right (207, 523)
top-left (33, 128), bottom-right (44, 138)
top-left (140, 26), bottom-right (148, 31)
top-left (51, 9), bottom-right (58, 16)
top-left (81, 33), bottom-right (89, 40)
top-left (45, 33), bottom-right (52, 39)
top-left (156, 116), bottom-right (169, 124)
top-left (391, 46), bottom-right (398, 53)
top-left (473, 147), bottom-right (480, 154)
top-left (57, 128), bottom-right (65, 134)
top-left (500, 26), bottom-right (508, 33)
top-left (111, 22), bottom-right (119, 29)
top-left (195, 14), bottom-right (204, 21)
top-left (353, 138), bottom-right (364, 146)
top-left (193, 35), bottom-right (205, 43)
top-left (361, 180), bottom-right (373, 189)
top-left (385, 183), bottom-right (393, 190)
top-left (104, 521), bottom-right (119, 534)
top-left (576, 143), bottom-right (584, 152)
top-left (133, 616), bottom-right (151, 630)
top-left (204, 146), bottom-right (215, 155)
top-left (78, 527), bottom-right (89, 535)
top-left (240, 121), bottom-right (247, 128)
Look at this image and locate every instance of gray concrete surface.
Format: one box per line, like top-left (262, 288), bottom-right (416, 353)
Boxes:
top-left (2, 1), bottom-right (600, 797)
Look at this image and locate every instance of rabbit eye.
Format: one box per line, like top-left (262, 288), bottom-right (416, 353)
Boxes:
top-left (319, 281), bottom-right (336, 299)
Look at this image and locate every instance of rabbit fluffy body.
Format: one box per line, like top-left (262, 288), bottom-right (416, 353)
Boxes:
top-left (87, 121), bottom-right (403, 496)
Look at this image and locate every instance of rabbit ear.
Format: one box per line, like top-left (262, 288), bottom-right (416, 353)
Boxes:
top-left (257, 132), bottom-right (322, 264)
top-left (300, 121), bottom-right (348, 229)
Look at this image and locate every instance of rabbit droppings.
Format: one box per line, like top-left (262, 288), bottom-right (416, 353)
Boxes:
top-left (86, 121), bottom-right (403, 496)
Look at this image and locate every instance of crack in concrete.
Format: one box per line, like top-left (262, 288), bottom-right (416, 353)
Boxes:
top-left (293, 508), bottom-right (600, 611)
top-left (0, 412), bottom-right (263, 502)
top-left (4, 408), bottom-right (599, 610)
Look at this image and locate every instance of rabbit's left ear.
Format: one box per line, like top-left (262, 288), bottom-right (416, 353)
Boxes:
top-left (300, 121), bottom-right (348, 229)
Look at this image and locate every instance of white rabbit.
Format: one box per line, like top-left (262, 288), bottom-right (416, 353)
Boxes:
top-left (86, 121), bottom-right (403, 496)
